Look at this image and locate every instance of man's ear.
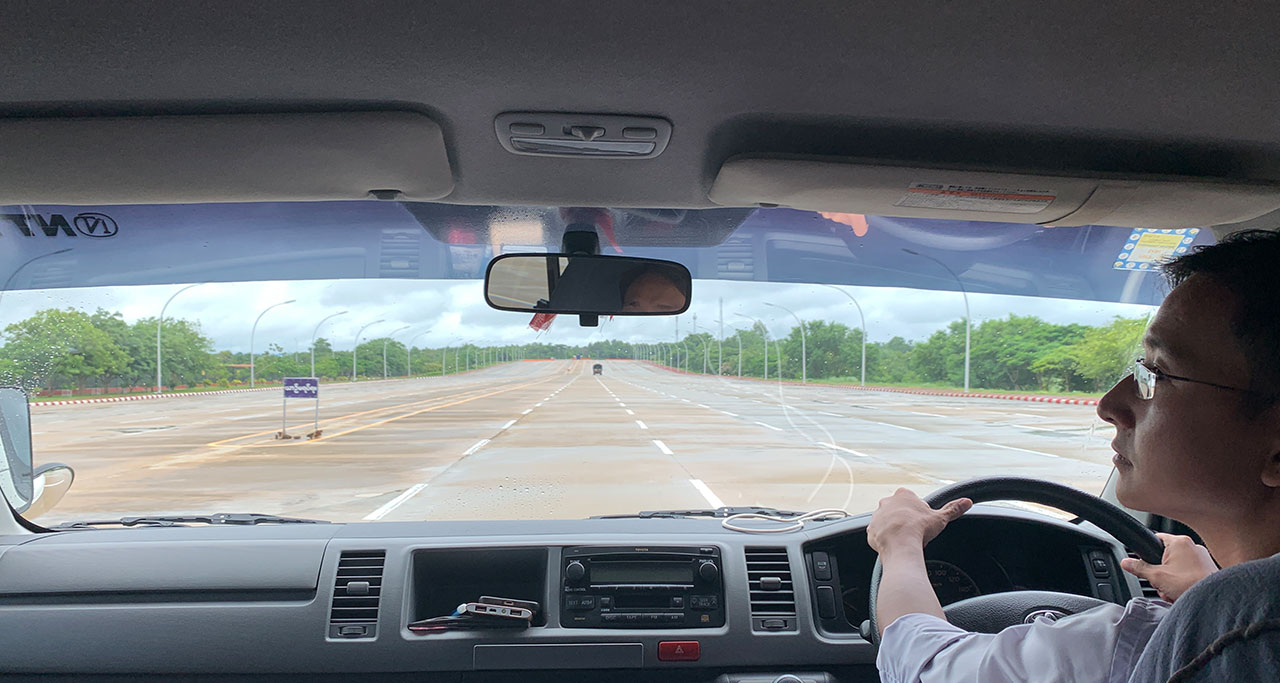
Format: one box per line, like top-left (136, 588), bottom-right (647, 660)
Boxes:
top-left (1261, 404), bottom-right (1280, 488)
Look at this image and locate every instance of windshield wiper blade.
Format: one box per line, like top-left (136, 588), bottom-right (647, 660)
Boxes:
top-left (592, 506), bottom-right (803, 520)
top-left (50, 513), bottom-right (332, 530)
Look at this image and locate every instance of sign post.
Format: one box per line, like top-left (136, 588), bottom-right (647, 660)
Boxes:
top-left (280, 377), bottom-right (320, 440)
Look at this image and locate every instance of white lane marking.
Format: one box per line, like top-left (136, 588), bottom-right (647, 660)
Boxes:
top-left (754, 421), bottom-right (783, 432)
top-left (939, 479), bottom-right (957, 485)
top-left (625, 409), bottom-right (635, 415)
top-left (363, 483), bottom-right (428, 521)
top-left (463, 439), bottom-right (490, 456)
top-left (535, 402), bottom-right (544, 407)
top-left (872, 421), bottom-right (918, 431)
top-left (982, 442), bottom-right (1061, 459)
top-left (817, 442), bottom-right (870, 458)
top-left (618, 403), bottom-right (626, 407)
top-left (696, 404), bottom-right (709, 409)
top-left (653, 440), bottom-right (674, 455)
top-left (690, 479), bottom-right (725, 508)
top-left (501, 420), bottom-right (516, 430)
top-left (228, 412), bottom-right (274, 421)
top-left (522, 409), bottom-right (533, 415)
top-left (1012, 413), bottom-right (1041, 419)
top-left (819, 411), bottom-right (842, 417)
top-left (681, 398), bottom-right (691, 403)
top-left (910, 411), bottom-right (945, 418)
top-left (636, 420), bottom-right (648, 430)
top-left (719, 410), bottom-right (739, 417)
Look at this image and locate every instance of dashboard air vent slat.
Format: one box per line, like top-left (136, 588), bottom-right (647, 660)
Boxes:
top-left (745, 547), bottom-right (796, 616)
top-left (329, 550), bottom-right (386, 636)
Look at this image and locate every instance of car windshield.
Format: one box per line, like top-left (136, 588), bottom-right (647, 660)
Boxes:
top-left (0, 202), bottom-right (1207, 524)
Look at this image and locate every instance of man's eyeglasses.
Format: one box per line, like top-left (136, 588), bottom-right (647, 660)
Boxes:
top-left (1131, 358), bottom-right (1259, 400)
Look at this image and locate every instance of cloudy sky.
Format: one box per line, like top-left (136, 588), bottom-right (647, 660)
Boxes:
top-left (0, 278), bottom-right (1157, 354)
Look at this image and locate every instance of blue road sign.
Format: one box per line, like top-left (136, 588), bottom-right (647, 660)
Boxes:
top-left (283, 377), bottom-right (319, 399)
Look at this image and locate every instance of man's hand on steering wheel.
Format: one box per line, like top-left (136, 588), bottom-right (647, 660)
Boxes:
top-left (866, 488), bottom-right (973, 636)
top-left (865, 477), bottom-right (1165, 646)
top-left (867, 488), bottom-right (973, 557)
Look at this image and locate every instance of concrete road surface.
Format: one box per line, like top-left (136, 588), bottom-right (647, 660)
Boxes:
top-left (27, 360), bottom-right (1116, 525)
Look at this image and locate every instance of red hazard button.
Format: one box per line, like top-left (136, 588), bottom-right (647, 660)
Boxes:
top-left (658, 641), bottom-right (700, 662)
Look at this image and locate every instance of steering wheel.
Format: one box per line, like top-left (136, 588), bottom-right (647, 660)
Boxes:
top-left (866, 477), bottom-right (1163, 646)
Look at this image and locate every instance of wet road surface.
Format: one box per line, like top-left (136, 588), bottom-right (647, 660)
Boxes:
top-left (28, 360), bottom-right (1116, 524)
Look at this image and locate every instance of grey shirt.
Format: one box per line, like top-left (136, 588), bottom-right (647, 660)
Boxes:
top-left (1127, 553), bottom-right (1280, 682)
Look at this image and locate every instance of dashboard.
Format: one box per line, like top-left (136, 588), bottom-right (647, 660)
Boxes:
top-left (807, 517), bottom-right (1122, 634)
top-left (0, 507), bottom-right (1143, 680)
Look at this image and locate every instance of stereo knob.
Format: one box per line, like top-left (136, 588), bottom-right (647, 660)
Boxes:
top-left (698, 560), bottom-right (719, 583)
top-left (565, 560), bottom-right (586, 583)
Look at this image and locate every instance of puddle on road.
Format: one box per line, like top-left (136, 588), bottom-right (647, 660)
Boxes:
top-left (111, 426), bottom-right (178, 434)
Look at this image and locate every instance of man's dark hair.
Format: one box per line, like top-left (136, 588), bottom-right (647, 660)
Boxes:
top-left (1162, 229), bottom-right (1280, 408)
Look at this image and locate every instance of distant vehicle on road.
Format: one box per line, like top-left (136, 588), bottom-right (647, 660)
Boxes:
top-left (592, 363), bottom-right (603, 375)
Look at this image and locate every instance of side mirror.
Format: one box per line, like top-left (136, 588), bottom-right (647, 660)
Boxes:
top-left (484, 254), bottom-right (691, 316)
top-left (0, 387), bottom-right (34, 511)
top-left (23, 463), bottom-right (75, 519)
top-left (0, 387), bottom-right (74, 518)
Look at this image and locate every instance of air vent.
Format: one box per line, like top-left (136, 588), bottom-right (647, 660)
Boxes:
top-left (1127, 551), bottom-right (1160, 599)
top-left (328, 550), bottom-right (386, 639)
top-left (746, 547), bottom-right (796, 618)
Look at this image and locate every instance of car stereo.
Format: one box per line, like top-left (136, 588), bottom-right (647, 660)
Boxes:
top-left (560, 545), bottom-right (725, 629)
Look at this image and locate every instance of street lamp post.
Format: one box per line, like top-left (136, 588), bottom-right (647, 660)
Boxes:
top-left (309, 310), bottom-right (348, 377)
top-left (249, 299), bottom-right (296, 388)
top-left (157, 283), bottom-right (202, 393)
top-left (384, 326), bottom-right (411, 379)
top-left (728, 327), bottom-right (745, 378)
top-left (734, 313), bottom-right (768, 380)
top-left (764, 303), bottom-right (806, 383)
top-left (408, 330), bottom-right (430, 377)
top-left (820, 285), bottom-right (867, 386)
top-left (903, 249), bottom-right (970, 393)
top-left (351, 319), bottom-right (385, 381)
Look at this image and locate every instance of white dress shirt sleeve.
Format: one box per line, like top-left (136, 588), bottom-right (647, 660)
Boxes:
top-left (875, 599), bottom-right (1170, 683)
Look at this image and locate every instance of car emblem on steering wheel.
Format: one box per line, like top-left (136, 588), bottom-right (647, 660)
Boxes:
top-left (1024, 609), bottom-right (1069, 624)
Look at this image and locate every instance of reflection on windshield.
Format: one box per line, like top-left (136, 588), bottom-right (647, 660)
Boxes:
top-left (0, 203), bottom-right (1198, 524)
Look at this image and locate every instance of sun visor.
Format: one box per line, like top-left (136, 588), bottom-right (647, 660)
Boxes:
top-left (709, 157), bottom-right (1280, 229)
top-left (0, 112), bottom-right (453, 204)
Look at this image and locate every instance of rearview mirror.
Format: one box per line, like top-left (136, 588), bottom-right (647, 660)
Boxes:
top-left (485, 254), bottom-right (691, 315)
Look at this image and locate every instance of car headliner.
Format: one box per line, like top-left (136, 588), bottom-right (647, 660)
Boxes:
top-left (2, 1), bottom-right (1279, 218)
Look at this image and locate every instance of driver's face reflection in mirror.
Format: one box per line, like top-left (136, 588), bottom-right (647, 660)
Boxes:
top-left (622, 269), bottom-right (687, 313)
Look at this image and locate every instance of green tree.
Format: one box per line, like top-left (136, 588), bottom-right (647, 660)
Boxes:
top-left (0, 309), bottom-right (129, 390)
top-left (969, 315), bottom-right (1087, 390)
top-left (909, 320), bottom-right (966, 385)
top-left (1061, 316), bottom-right (1148, 391)
top-left (132, 316), bottom-right (220, 388)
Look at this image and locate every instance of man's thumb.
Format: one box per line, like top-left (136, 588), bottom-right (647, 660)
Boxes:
top-left (939, 498), bottom-right (973, 521)
top-left (1121, 557), bottom-right (1152, 579)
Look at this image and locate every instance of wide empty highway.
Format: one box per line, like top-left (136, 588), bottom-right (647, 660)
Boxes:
top-left (28, 360), bottom-right (1116, 524)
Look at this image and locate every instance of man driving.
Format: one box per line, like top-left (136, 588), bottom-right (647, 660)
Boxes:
top-left (620, 265), bottom-right (689, 313)
top-left (869, 229), bottom-right (1280, 682)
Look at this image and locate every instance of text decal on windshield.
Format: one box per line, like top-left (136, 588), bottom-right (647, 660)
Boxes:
top-left (1, 212), bottom-right (119, 238)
